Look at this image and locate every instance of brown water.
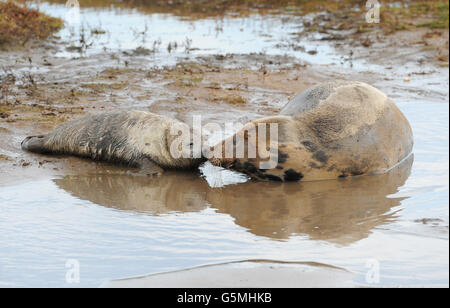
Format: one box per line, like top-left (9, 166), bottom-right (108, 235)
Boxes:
top-left (0, 1), bottom-right (448, 287)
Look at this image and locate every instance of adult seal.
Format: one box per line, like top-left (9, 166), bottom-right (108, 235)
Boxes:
top-left (21, 111), bottom-right (204, 174)
top-left (209, 80), bottom-right (414, 182)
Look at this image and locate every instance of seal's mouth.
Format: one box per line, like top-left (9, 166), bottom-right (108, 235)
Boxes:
top-left (206, 142), bottom-right (236, 169)
top-left (209, 157), bottom-right (236, 169)
top-left (209, 157), bottom-right (222, 167)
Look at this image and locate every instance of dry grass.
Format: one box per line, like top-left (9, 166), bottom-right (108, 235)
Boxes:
top-left (0, 1), bottom-right (63, 48)
top-left (0, 154), bottom-right (13, 161)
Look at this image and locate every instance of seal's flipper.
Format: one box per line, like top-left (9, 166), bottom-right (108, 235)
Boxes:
top-left (21, 135), bottom-right (48, 154)
top-left (138, 158), bottom-right (164, 176)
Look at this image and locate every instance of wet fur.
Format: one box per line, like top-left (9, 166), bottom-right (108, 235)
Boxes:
top-left (22, 111), bottom-right (204, 170)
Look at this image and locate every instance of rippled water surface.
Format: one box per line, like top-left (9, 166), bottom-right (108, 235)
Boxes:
top-left (0, 2), bottom-right (448, 287)
top-left (26, 2), bottom-right (343, 66)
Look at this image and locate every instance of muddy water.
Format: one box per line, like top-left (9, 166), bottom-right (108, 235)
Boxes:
top-left (27, 2), bottom-right (338, 66)
top-left (0, 2), bottom-right (449, 287)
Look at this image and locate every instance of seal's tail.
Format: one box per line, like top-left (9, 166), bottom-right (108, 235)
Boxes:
top-left (21, 135), bottom-right (48, 153)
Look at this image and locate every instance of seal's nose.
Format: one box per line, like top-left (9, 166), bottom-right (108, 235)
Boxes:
top-left (209, 157), bottom-right (222, 167)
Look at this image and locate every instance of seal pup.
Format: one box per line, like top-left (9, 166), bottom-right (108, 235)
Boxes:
top-left (209, 80), bottom-right (414, 182)
top-left (22, 111), bottom-right (205, 175)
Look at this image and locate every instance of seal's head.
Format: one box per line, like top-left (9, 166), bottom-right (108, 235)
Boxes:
top-left (207, 120), bottom-right (282, 180)
top-left (207, 115), bottom-right (312, 182)
top-left (165, 122), bottom-right (207, 169)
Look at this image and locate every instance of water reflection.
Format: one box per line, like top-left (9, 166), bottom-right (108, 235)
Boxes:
top-left (54, 155), bottom-right (413, 244)
top-left (208, 156), bottom-right (413, 244)
top-left (28, 1), bottom-right (336, 65)
top-left (54, 172), bottom-right (210, 214)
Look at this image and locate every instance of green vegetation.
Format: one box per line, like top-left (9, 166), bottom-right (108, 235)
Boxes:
top-left (417, 1), bottom-right (449, 28)
top-left (0, 1), bottom-right (63, 48)
top-left (379, 1), bottom-right (449, 32)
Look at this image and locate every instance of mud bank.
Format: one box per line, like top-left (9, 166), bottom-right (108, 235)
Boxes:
top-left (102, 260), bottom-right (356, 288)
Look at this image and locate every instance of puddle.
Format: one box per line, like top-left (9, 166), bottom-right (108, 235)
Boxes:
top-left (27, 1), bottom-right (346, 67)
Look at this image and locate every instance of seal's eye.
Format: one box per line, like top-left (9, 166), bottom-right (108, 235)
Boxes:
top-left (188, 142), bottom-right (194, 147)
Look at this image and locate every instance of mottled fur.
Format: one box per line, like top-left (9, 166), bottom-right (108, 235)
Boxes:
top-left (210, 81), bottom-right (414, 182)
top-left (22, 111), bottom-right (204, 171)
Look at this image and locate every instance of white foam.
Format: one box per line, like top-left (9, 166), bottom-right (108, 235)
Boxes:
top-left (199, 161), bottom-right (249, 188)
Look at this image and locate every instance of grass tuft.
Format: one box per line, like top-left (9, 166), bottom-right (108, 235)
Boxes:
top-left (0, 1), bottom-right (63, 48)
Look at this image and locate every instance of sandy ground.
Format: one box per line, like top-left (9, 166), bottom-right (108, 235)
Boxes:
top-left (102, 260), bottom-right (356, 288)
